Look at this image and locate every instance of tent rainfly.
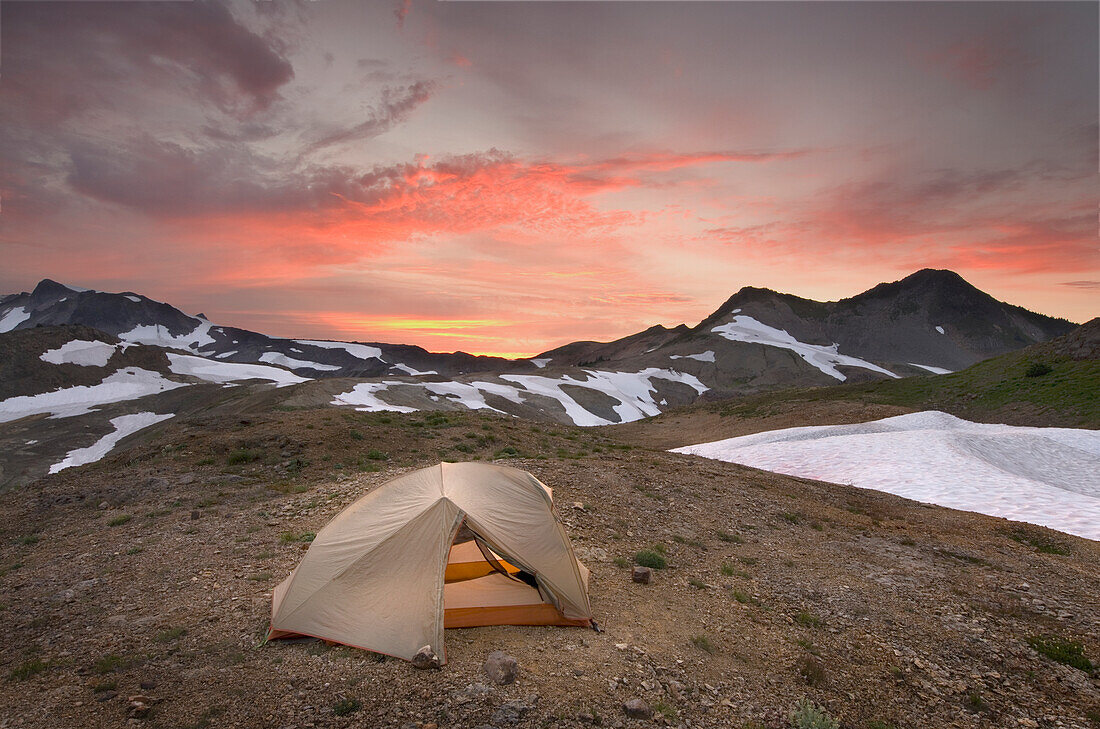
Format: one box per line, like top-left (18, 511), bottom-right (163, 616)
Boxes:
top-left (268, 462), bottom-right (594, 662)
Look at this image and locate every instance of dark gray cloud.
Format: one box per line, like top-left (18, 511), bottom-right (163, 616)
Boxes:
top-left (306, 80), bottom-right (438, 152)
top-left (2, 0), bottom-right (294, 118)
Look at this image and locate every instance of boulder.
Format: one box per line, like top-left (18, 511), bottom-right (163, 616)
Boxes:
top-left (623, 698), bottom-right (653, 719)
top-left (631, 566), bottom-right (652, 584)
top-left (483, 650), bottom-right (518, 685)
top-left (411, 645), bottom-right (441, 670)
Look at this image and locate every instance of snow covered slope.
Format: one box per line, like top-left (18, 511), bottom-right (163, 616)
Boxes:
top-left (672, 412), bottom-right (1100, 540)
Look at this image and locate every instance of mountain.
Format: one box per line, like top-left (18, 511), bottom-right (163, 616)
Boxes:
top-left (532, 269), bottom-right (1076, 396)
top-left (0, 270), bottom-right (1080, 487)
top-left (0, 279), bottom-right (527, 379)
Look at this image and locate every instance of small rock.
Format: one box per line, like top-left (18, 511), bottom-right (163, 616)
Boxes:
top-left (666, 680), bottom-right (685, 701)
top-left (95, 691), bottom-right (117, 702)
top-left (190, 510), bottom-right (200, 521)
top-left (622, 698), bottom-right (653, 719)
top-left (483, 650), bottom-right (519, 685)
top-left (139, 680), bottom-right (156, 690)
top-left (491, 695), bottom-right (538, 725)
top-left (631, 566), bottom-right (652, 584)
top-left (127, 695), bottom-right (159, 720)
top-left (98, 501), bottom-right (110, 510)
top-left (411, 645), bottom-right (441, 670)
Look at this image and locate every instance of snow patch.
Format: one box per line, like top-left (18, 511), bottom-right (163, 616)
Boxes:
top-left (936, 325), bottom-right (945, 334)
top-left (502, 368), bottom-right (707, 426)
top-left (673, 411), bottom-right (1100, 541)
top-left (119, 319), bottom-right (215, 352)
top-left (0, 368), bottom-right (186, 423)
top-left (711, 316), bottom-right (898, 381)
top-left (125, 295), bottom-right (141, 303)
top-left (530, 358), bottom-right (552, 369)
top-left (910, 363), bottom-right (953, 375)
top-left (40, 340), bottom-right (117, 367)
top-left (49, 412), bottom-right (174, 474)
top-left (259, 352), bottom-right (341, 372)
top-left (331, 382), bottom-right (417, 413)
top-left (0, 307), bottom-right (31, 332)
top-left (670, 351), bottom-right (715, 363)
top-left (167, 354), bottom-right (309, 387)
top-left (391, 363), bottom-right (438, 376)
top-left (295, 339), bottom-right (383, 362)
top-left (215, 351), bottom-right (237, 359)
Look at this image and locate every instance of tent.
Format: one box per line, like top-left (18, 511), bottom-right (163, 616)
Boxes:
top-left (267, 462), bottom-right (594, 662)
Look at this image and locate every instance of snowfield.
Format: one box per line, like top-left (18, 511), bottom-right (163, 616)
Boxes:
top-left (670, 351), bottom-right (716, 363)
top-left (711, 316), bottom-right (898, 381)
top-left (910, 363), bottom-right (953, 375)
top-left (672, 411), bottom-right (1100, 541)
top-left (40, 339), bottom-right (118, 367)
top-left (120, 319), bottom-right (216, 352)
top-left (49, 411), bottom-right (174, 473)
top-left (0, 306), bottom-right (31, 332)
top-left (331, 368), bottom-right (709, 426)
top-left (166, 354), bottom-right (310, 387)
top-left (258, 352), bottom-right (341, 372)
top-left (0, 368), bottom-right (186, 423)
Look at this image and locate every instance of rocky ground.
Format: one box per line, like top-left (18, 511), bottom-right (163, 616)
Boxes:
top-left (1, 407), bottom-right (1098, 728)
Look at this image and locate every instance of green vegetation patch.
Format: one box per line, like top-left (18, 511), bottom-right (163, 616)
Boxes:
top-left (1027, 635), bottom-right (1094, 673)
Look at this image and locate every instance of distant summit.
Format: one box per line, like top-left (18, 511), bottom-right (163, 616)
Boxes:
top-left (0, 269), bottom-right (1078, 422)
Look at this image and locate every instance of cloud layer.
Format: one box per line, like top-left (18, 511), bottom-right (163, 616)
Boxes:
top-left (1, 0), bottom-right (1096, 355)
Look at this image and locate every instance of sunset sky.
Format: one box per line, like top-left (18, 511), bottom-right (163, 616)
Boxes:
top-left (1, 1), bottom-right (1096, 357)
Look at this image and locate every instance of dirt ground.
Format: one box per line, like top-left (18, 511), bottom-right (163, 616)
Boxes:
top-left (1, 408), bottom-right (1098, 729)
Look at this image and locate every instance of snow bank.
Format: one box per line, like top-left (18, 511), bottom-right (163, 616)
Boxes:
top-left (259, 352), bottom-right (341, 372)
top-left (502, 368), bottom-right (707, 426)
top-left (40, 340), bottom-right (117, 367)
top-left (329, 367), bottom-right (707, 426)
top-left (0, 307), bottom-right (31, 332)
top-left (167, 354), bottom-right (310, 387)
top-left (391, 363), bottom-right (438, 376)
top-left (670, 351), bottom-right (715, 362)
top-left (49, 412), bottom-right (174, 473)
top-left (672, 411), bottom-right (1100, 541)
top-left (295, 339), bottom-right (384, 362)
top-left (910, 363), bottom-right (953, 375)
top-left (711, 316), bottom-right (897, 381)
top-left (332, 382), bottom-right (417, 412)
top-left (120, 319), bottom-right (216, 352)
top-left (0, 368), bottom-right (186, 423)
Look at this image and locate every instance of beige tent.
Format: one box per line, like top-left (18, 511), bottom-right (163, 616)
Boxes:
top-left (268, 462), bottom-right (594, 662)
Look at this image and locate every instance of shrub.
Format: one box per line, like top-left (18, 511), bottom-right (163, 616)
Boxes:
top-left (720, 563), bottom-right (736, 577)
top-left (716, 530), bottom-right (743, 544)
top-left (348, 429), bottom-right (364, 441)
top-left (280, 531), bottom-right (316, 544)
top-left (9, 658), bottom-right (47, 681)
top-left (107, 515), bottom-right (132, 527)
top-left (795, 611), bottom-right (822, 628)
top-left (227, 448), bottom-right (262, 465)
top-left (1027, 635), bottom-right (1094, 672)
top-left (690, 635), bottom-right (716, 654)
top-left (1025, 362), bottom-right (1052, 378)
top-left (333, 698), bottom-right (361, 716)
top-left (155, 627), bottom-right (187, 643)
top-left (780, 511), bottom-right (801, 524)
top-left (790, 699), bottom-right (839, 729)
top-left (612, 557), bottom-right (630, 568)
top-left (635, 550), bottom-right (667, 570)
top-left (93, 654), bottom-right (127, 674)
top-left (797, 655), bottom-right (826, 686)
top-left (688, 578), bottom-right (706, 589)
